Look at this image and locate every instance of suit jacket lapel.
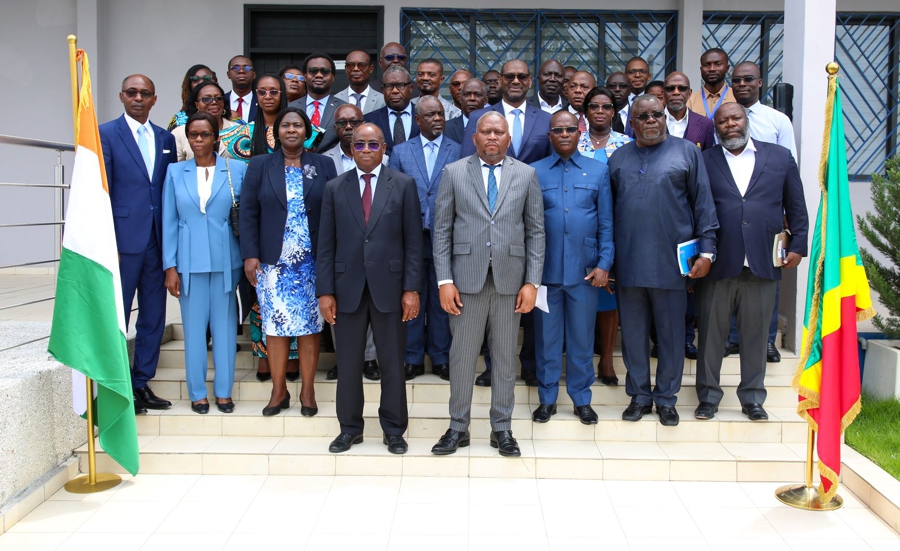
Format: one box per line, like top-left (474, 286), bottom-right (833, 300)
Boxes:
top-left (117, 117), bottom-right (150, 181)
top-left (683, 112), bottom-right (697, 144)
top-left (518, 105), bottom-right (539, 158)
top-left (209, 155), bottom-right (228, 202)
top-left (412, 140), bottom-right (429, 186)
top-left (182, 162), bottom-right (201, 209)
top-left (492, 156), bottom-right (515, 214)
top-left (467, 156), bottom-right (491, 213)
top-left (366, 169), bottom-right (393, 236)
top-left (342, 170), bottom-right (367, 233)
top-left (710, 147), bottom-right (740, 196)
top-left (151, 125), bottom-right (167, 182)
top-left (744, 139), bottom-right (767, 195)
top-left (431, 139), bottom-right (452, 189)
top-left (267, 150), bottom-right (287, 210)
top-left (380, 109), bottom-right (394, 150)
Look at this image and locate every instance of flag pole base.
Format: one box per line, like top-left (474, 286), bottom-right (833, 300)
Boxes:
top-left (64, 473), bottom-right (122, 494)
top-left (775, 484), bottom-right (843, 511)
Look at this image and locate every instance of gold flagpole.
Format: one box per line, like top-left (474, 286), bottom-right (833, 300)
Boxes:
top-left (63, 34), bottom-right (123, 494)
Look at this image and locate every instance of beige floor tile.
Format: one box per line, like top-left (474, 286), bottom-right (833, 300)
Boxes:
top-left (140, 435), bottom-right (217, 453)
top-left (837, 507), bottom-right (900, 539)
top-left (672, 481), bottom-right (757, 508)
top-left (537, 458), bottom-right (604, 480)
top-left (7, 500), bottom-right (100, 533)
top-left (312, 501), bottom-right (395, 535)
top-left (254, 475), bottom-right (334, 501)
top-left (547, 535), bottom-right (629, 550)
top-left (469, 504), bottom-right (546, 536)
top-left (155, 501), bottom-right (250, 533)
top-left (335, 455), bottom-right (403, 476)
top-left (762, 506), bottom-right (860, 539)
top-left (390, 502), bottom-right (468, 535)
top-left (158, 415), bottom-right (222, 436)
top-left (469, 478), bottom-right (540, 505)
top-left (327, 476), bottom-right (402, 503)
top-left (222, 414), bottom-right (285, 437)
top-left (107, 474), bottom-right (199, 502)
top-left (531, 439), bottom-right (602, 459)
top-left (76, 501), bottom-right (173, 533)
top-left (531, 417), bottom-right (596, 440)
top-left (58, 532), bottom-right (150, 550)
top-left (141, 532), bottom-right (232, 551)
top-left (627, 537), bottom-right (711, 550)
top-left (202, 454), bottom-right (270, 475)
top-left (868, 539), bottom-right (900, 550)
top-left (46, 481), bottom-right (122, 503)
top-left (537, 478), bottom-right (612, 507)
top-left (397, 476), bottom-right (468, 505)
top-left (616, 505), bottom-right (702, 538)
top-left (659, 442), bottom-right (733, 461)
top-left (737, 461), bottom-right (804, 482)
top-left (0, 533), bottom-right (70, 551)
top-left (181, 475), bottom-right (267, 503)
top-left (670, 460), bottom-right (737, 481)
top-left (232, 499), bottom-right (318, 534)
top-left (268, 455), bottom-right (335, 476)
top-left (204, 436), bottom-right (281, 454)
top-left (596, 441), bottom-right (667, 459)
top-left (542, 500), bottom-right (625, 537)
top-left (656, 418), bottom-right (721, 442)
top-left (705, 539), bottom-right (792, 551)
top-left (470, 534), bottom-right (550, 550)
top-left (723, 442), bottom-right (802, 461)
top-left (603, 459), bottom-right (669, 480)
top-left (223, 532), bottom-right (310, 550)
top-left (387, 534), bottom-right (468, 551)
top-left (718, 419), bottom-right (784, 442)
top-left (604, 480), bottom-right (679, 506)
top-left (595, 419), bottom-right (658, 441)
top-left (403, 455), bottom-right (468, 477)
top-left (688, 506), bottom-right (781, 539)
top-left (304, 533), bottom-right (389, 551)
top-left (783, 538), bottom-right (878, 550)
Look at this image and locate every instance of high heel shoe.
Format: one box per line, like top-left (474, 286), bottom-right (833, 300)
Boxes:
top-left (256, 370), bottom-right (271, 382)
top-left (286, 371), bottom-right (300, 382)
top-left (262, 392), bottom-right (290, 417)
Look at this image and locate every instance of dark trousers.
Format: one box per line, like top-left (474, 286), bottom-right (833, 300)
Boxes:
top-left (334, 285), bottom-right (408, 436)
top-left (405, 232), bottom-right (451, 365)
top-left (728, 281), bottom-right (779, 345)
top-left (119, 227), bottom-right (166, 390)
top-left (696, 269), bottom-right (777, 405)
top-left (482, 311), bottom-right (536, 373)
top-left (618, 286), bottom-right (686, 407)
top-left (650, 290), bottom-right (696, 346)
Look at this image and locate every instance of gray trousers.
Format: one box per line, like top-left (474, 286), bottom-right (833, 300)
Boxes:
top-left (448, 272), bottom-right (520, 432)
top-left (695, 268), bottom-right (777, 405)
top-left (330, 324), bottom-right (376, 362)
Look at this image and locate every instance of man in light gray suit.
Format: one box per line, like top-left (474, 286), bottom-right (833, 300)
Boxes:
top-left (431, 111), bottom-right (545, 457)
top-left (334, 50), bottom-right (385, 115)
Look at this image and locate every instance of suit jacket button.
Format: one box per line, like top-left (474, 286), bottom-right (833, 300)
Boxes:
top-left (742, 198), bottom-right (746, 203)
top-left (742, 220), bottom-right (747, 225)
top-left (490, 220), bottom-right (494, 225)
top-left (365, 238), bottom-right (369, 242)
top-left (486, 242), bottom-right (491, 247)
top-left (564, 188), bottom-right (568, 192)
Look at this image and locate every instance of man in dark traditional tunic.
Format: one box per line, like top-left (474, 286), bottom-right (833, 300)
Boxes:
top-left (607, 95), bottom-right (719, 427)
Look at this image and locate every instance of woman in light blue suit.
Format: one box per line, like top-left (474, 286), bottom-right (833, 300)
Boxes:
top-left (163, 112), bottom-right (247, 414)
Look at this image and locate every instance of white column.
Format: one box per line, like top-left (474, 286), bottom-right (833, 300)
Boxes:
top-left (677, 0), bottom-right (704, 88)
top-left (782, 0), bottom-right (836, 351)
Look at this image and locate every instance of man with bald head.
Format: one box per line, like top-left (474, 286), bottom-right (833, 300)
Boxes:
top-left (482, 70), bottom-right (502, 105)
top-left (100, 74), bottom-right (177, 414)
top-left (448, 69), bottom-right (473, 111)
top-left (373, 42), bottom-right (418, 98)
top-left (445, 78), bottom-right (485, 144)
top-left (664, 72), bottom-right (715, 150)
top-left (528, 60), bottom-right (568, 114)
top-left (335, 51), bottom-right (385, 114)
top-left (566, 71), bottom-right (596, 131)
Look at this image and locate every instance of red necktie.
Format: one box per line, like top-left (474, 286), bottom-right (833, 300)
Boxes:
top-left (312, 100), bottom-right (321, 126)
top-left (362, 173), bottom-right (373, 225)
top-left (235, 97), bottom-right (243, 119)
top-left (578, 112), bottom-right (586, 132)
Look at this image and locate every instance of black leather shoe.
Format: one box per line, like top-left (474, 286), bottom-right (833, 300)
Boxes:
top-left (383, 434), bottom-right (408, 454)
top-left (574, 405), bottom-right (599, 425)
top-left (432, 363), bottom-right (450, 381)
top-left (286, 370), bottom-right (300, 382)
top-left (475, 370), bottom-right (491, 387)
top-left (622, 402), bottom-right (652, 421)
top-left (656, 405), bottom-right (680, 426)
top-left (724, 342), bottom-right (739, 356)
top-left (694, 402), bottom-right (718, 420)
top-left (650, 344), bottom-right (658, 358)
top-left (532, 403), bottom-right (557, 423)
top-left (599, 375), bottom-right (619, 386)
top-left (363, 360), bottom-right (381, 381)
top-left (191, 401), bottom-right (210, 415)
top-left (431, 429), bottom-right (470, 455)
top-left (742, 402), bottom-right (769, 421)
top-left (134, 400), bottom-right (148, 415)
top-left (326, 365), bottom-right (338, 380)
top-left (300, 404), bottom-right (318, 417)
top-left (256, 370), bottom-right (271, 382)
top-left (522, 370), bottom-right (538, 387)
top-left (134, 386), bottom-right (171, 410)
top-left (490, 430), bottom-right (521, 457)
top-left (329, 433), bottom-right (363, 453)
top-left (404, 363), bottom-right (425, 380)
top-left (216, 401), bottom-right (235, 414)
top-left (685, 342), bottom-right (698, 360)
top-left (262, 392), bottom-right (290, 417)
top-left (767, 343), bottom-right (781, 363)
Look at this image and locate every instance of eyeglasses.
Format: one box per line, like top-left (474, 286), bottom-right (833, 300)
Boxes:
top-left (419, 110), bottom-right (445, 119)
top-left (187, 131), bottom-right (215, 139)
top-left (502, 72), bottom-right (530, 82)
top-left (732, 76), bottom-right (759, 84)
top-left (626, 68), bottom-right (649, 76)
top-left (549, 126), bottom-right (578, 135)
top-left (353, 141), bottom-right (382, 151)
top-left (587, 102), bottom-right (615, 111)
top-left (307, 67), bottom-right (333, 76)
top-left (344, 62), bottom-right (371, 70)
top-left (229, 65), bottom-right (253, 72)
top-left (663, 85), bottom-right (690, 93)
top-left (199, 96), bottom-right (224, 105)
top-left (189, 75), bottom-right (215, 83)
top-left (121, 89), bottom-right (153, 99)
top-left (382, 54), bottom-right (408, 63)
top-left (256, 89), bottom-right (281, 97)
top-left (382, 82), bottom-right (411, 92)
top-left (283, 72), bottom-right (305, 81)
top-left (335, 119), bottom-right (364, 128)
top-left (634, 111), bottom-right (666, 121)
top-left (606, 83), bottom-right (629, 89)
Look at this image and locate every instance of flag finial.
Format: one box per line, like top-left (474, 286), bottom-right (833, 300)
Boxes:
top-left (826, 62), bottom-right (839, 75)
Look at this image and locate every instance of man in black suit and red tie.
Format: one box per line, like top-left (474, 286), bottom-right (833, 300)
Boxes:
top-left (317, 123), bottom-right (423, 455)
top-left (364, 66), bottom-right (420, 157)
top-left (663, 72), bottom-right (716, 151)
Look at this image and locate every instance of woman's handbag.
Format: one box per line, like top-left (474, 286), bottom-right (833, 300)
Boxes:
top-left (226, 159), bottom-right (240, 237)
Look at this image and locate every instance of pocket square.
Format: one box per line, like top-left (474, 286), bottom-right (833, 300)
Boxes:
top-left (163, 149), bottom-right (171, 154)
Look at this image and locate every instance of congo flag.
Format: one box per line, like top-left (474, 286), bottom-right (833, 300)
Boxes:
top-left (795, 73), bottom-right (875, 502)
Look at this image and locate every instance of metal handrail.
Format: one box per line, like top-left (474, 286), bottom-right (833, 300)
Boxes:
top-left (0, 183), bottom-right (69, 189)
top-left (0, 134), bottom-right (74, 152)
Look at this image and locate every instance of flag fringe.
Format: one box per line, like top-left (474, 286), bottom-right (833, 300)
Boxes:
top-left (857, 306), bottom-right (876, 322)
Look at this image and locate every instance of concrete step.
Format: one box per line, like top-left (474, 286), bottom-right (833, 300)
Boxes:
top-left (77, 434), bottom-right (808, 482)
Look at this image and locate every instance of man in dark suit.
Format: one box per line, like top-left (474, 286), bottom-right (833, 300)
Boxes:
top-left (99, 74), bottom-right (177, 414)
top-left (527, 59), bottom-right (568, 114)
top-left (364, 66), bottom-right (420, 157)
top-left (565, 71), bottom-right (595, 131)
top-left (606, 72), bottom-right (631, 134)
top-left (444, 78), bottom-right (485, 145)
top-left (317, 123), bottom-right (423, 455)
top-left (224, 55), bottom-right (257, 122)
top-left (462, 59), bottom-right (552, 387)
top-left (389, 96), bottom-right (462, 381)
top-left (664, 72), bottom-right (715, 150)
top-left (695, 103), bottom-right (808, 422)
top-left (287, 53), bottom-right (346, 153)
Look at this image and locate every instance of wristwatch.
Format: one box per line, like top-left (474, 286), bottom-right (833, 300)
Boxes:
top-left (700, 252), bottom-right (716, 263)
top-left (531, 283), bottom-right (540, 290)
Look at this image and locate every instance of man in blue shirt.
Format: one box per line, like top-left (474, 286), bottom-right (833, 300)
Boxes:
top-left (531, 111), bottom-right (614, 425)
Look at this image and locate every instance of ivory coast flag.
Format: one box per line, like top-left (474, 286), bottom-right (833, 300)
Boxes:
top-left (794, 73), bottom-right (874, 502)
top-left (48, 49), bottom-right (139, 476)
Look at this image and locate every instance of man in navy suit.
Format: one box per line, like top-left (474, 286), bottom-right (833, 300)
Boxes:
top-left (695, 103), bottom-right (808, 422)
top-left (389, 96), bottom-right (462, 381)
top-left (99, 74), bottom-right (177, 413)
top-left (462, 59), bottom-right (551, 387)
top-left (224, 55), bottom-right (257, 122)
top-left (364, 66), bottom-right (420, 157)
top-left (664, 72), bottom-right (716, 151)
top-left (444, 78), bottom-right (485, 145)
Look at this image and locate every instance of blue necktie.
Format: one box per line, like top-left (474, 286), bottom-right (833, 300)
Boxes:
top-left (137, 126), bottom-right (153, 177)
top-left (425, 141), bottom-right (437, 180)
top-left (486, 164), bottom-right (498, 213)
top-left (510, 109), bottom-right (523, 154)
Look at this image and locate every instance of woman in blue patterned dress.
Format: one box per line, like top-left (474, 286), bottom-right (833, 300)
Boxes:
top-left (240, 107), bottom-right (338, 417)
top-left (578, 86), bottom-right (633, 386)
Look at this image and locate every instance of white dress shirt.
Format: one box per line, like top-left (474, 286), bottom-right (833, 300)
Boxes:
top-left (617, 104), bottom-right (630, 128)
top-left (666, 108), bottom-right (689, 138)
top-left (501, 100), bottom-right (526, 135)
top-left (229, 91), bottom-right (253, 120)
top-left (723, 139), bottom-right (758, 267)
top-left (124, 114), bottom-right (155, 173)
top-left (539, 94), bottom-right (564, 114)
top-left (306, 94), bottom-right (332, 123)
top-left (356, 163), bottom-right (383, 196)
top-left (746, 101), bottom-right (797, 160)
top-left (196, 165), bottom-right (214, 214)
top-left (340, 150), bottom-right (357, 174)
top-left (346, 85), bottom-right (372, 111)
top-left (389, 103), bottom-right (414, 140)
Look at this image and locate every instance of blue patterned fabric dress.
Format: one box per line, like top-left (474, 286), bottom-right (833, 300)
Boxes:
top-left (256, 167), bottom-right (324, 337)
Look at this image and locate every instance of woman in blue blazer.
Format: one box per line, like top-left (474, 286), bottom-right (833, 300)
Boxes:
top-left (163, 112), bottom-right (247, 414)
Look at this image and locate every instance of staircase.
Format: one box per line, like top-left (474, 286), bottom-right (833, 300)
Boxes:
top-left (79, 324), bottom-right (810, 482)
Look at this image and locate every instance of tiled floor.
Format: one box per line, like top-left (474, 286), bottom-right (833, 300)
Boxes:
top-left (0, 475), bottom-right (897, 550)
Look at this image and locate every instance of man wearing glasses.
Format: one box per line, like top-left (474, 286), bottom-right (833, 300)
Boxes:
top-left (624, 57), bottom-right (651, 105)
top-left (663, 72), bottom-right (716, 151)
top-left (364, 66), bottom-right (420, 157)
top-left (606, 72), bottom-right (631, 134)
top-left (99, 74), bottom-right (177, 414)
top-left (317, 123), bottom-right (423, 455)
top-left (287, 52), bottom-right (346, 152)
top-left (373, 42), bottom-right (419, 99)
top-left (608, 95), bottom-right (718, 427)
top-left (334, 50), bottom-right (385, 115)
top-left (224, 55), bottom-right (257, 122)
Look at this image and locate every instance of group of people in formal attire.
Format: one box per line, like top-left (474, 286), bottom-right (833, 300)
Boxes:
top-left (99, 41), bottom-right (808, 457)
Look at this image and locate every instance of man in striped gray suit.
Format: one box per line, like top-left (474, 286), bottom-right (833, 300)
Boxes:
top-left (430, 111), bottom-right (546, 457)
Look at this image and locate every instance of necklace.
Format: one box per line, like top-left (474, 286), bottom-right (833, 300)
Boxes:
top-left (284, 155), bottom-right (302, 167)
top-left (589, 129), bottom-right (611, 146)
